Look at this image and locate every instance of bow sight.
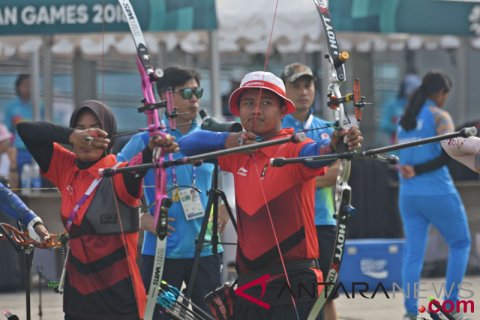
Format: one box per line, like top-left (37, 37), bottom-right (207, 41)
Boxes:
top-left (326, 79), bottom-right (373, 122)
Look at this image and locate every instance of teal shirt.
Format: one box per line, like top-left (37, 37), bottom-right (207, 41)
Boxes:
top-left (282, 112), bottom-right (336, 226)
top-left (5, 97), bottom-right (33, 150)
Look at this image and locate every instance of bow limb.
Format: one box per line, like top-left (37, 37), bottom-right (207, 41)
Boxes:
top-left (117, 0), bottom-right (174, 227)
top-left (308, 1), bottom-right (355, 319)
top-left (117, 1), bottom-right (175, 319)
top-left (313, 0), bottom-right (352, 214)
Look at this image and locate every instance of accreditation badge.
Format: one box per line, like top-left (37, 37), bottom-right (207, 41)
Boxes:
top-left (179, 188), bottom-right (205, 220)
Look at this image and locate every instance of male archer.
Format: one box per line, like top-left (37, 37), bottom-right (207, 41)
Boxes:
top-left (178, 71), bottom-right (362, 319)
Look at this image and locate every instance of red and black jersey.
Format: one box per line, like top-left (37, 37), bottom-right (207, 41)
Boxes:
top-left (44, 143), bottom-right (146, 320)
top-left (218, 128), bottom-right (326, 274)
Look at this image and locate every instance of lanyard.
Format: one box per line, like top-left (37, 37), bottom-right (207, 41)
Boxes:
top-left (65, 177), bottom-right (101, 231)
top-left (303, 113), bottom-right (314, 130)
top-left (168, 125), bottom-right (198, 189)
top-left (65, 163), bottom-right (120, 231)
top-left (170, 164), bottom-right (197, 187)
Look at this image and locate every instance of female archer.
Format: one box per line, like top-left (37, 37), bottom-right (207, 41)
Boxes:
top-left (397, 71), bottom-right (471, 320)
top-left (17, 100), bottom-right (177, 320)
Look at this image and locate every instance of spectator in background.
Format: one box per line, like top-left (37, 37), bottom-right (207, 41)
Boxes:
top-left (380, 73), bottom-right (421, 144)
top-left (397, 71), bottom-right (471, 320)
top-left (0, 124), bottom-right (18, 189)
top-left (4, 74), bottom-right (35, 177)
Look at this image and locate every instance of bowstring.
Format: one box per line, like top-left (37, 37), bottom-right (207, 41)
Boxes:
top-left (253, 123), bottom-right (338, 143)
top-left (100, 1), bottom-right (141, 317)
top-left (251, 1), bottom-right (301, 319)
top-left (251, 155), bottom-right (300, 320)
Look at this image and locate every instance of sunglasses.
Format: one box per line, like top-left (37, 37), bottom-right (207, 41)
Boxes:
top-left (175, 87), bottom-right (204, 100)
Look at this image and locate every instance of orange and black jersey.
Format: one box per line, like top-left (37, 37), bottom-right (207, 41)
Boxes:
top-left (218, 128), bottom-right (327, 274)
top-left (17, 120), bottom-right (151, 319)
top-left (44, 143), bottom-right (146, 320)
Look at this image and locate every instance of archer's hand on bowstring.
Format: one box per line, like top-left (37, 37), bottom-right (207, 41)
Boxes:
top-left (70, 128), bottom-right (111, 150)
top-left (148, 134), bottom-right (179, 154)
top-left (224, 131), bottom-right (257, 149)
top-left (330, 126), bottom-right (363, 152)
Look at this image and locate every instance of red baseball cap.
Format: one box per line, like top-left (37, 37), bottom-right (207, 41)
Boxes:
top-left (228, 71), bottom-right (296, 116)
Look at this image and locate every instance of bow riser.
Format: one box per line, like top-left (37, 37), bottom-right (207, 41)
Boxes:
top-left (307, 1), bottom-right (355, 319)
top-left (0, 223), bottom-right (67, 250)
top-left (117, 2), bottom-right (174, 319)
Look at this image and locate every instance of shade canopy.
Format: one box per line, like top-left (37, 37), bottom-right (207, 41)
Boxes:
top-left (0, 0), bottom-right (478, 59)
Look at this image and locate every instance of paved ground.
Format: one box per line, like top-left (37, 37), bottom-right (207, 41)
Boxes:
top-left (1, 276), bottom-right (478, 320)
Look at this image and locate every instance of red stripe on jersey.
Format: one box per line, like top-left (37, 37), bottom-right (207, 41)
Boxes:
top-left (68, 257), bottom-right (130, 295)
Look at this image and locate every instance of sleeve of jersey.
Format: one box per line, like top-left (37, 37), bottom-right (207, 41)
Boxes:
top-left (177, 130), bottom-right (229, 155)
top-left (290, 140), bottom-right (328, 180)
top-left (116, 132), bottom-right (149, 162)
top-left (0, 182), bottom-right (37, 226)
top-left (113, 161), bottom-right (140, 207)
top-left (43, 143), bottom-right (76, 191)
top-left (299, 139), bottom-right (335, 168)
top-left (116, 134), bottom-right (150, 205)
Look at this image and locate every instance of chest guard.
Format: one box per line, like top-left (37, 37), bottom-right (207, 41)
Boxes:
top-left (81, 178), bottom-right (139, 235)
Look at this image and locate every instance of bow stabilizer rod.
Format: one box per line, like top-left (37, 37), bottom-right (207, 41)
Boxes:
top-left (271, 127), bottom-right (477, 167)
top-left (100, 133), bottom-right (306, 177)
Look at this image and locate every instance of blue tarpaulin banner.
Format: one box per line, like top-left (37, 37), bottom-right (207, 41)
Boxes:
top-left (0, 0), bottom-right (217, 35)
top-left (330, 0), bottom-right (480, 37)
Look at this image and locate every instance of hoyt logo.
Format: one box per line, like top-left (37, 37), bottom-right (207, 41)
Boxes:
top-left (322, 16), bottom-right (338, 54)
top-left (334, 223), bottom-right (346, 260)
